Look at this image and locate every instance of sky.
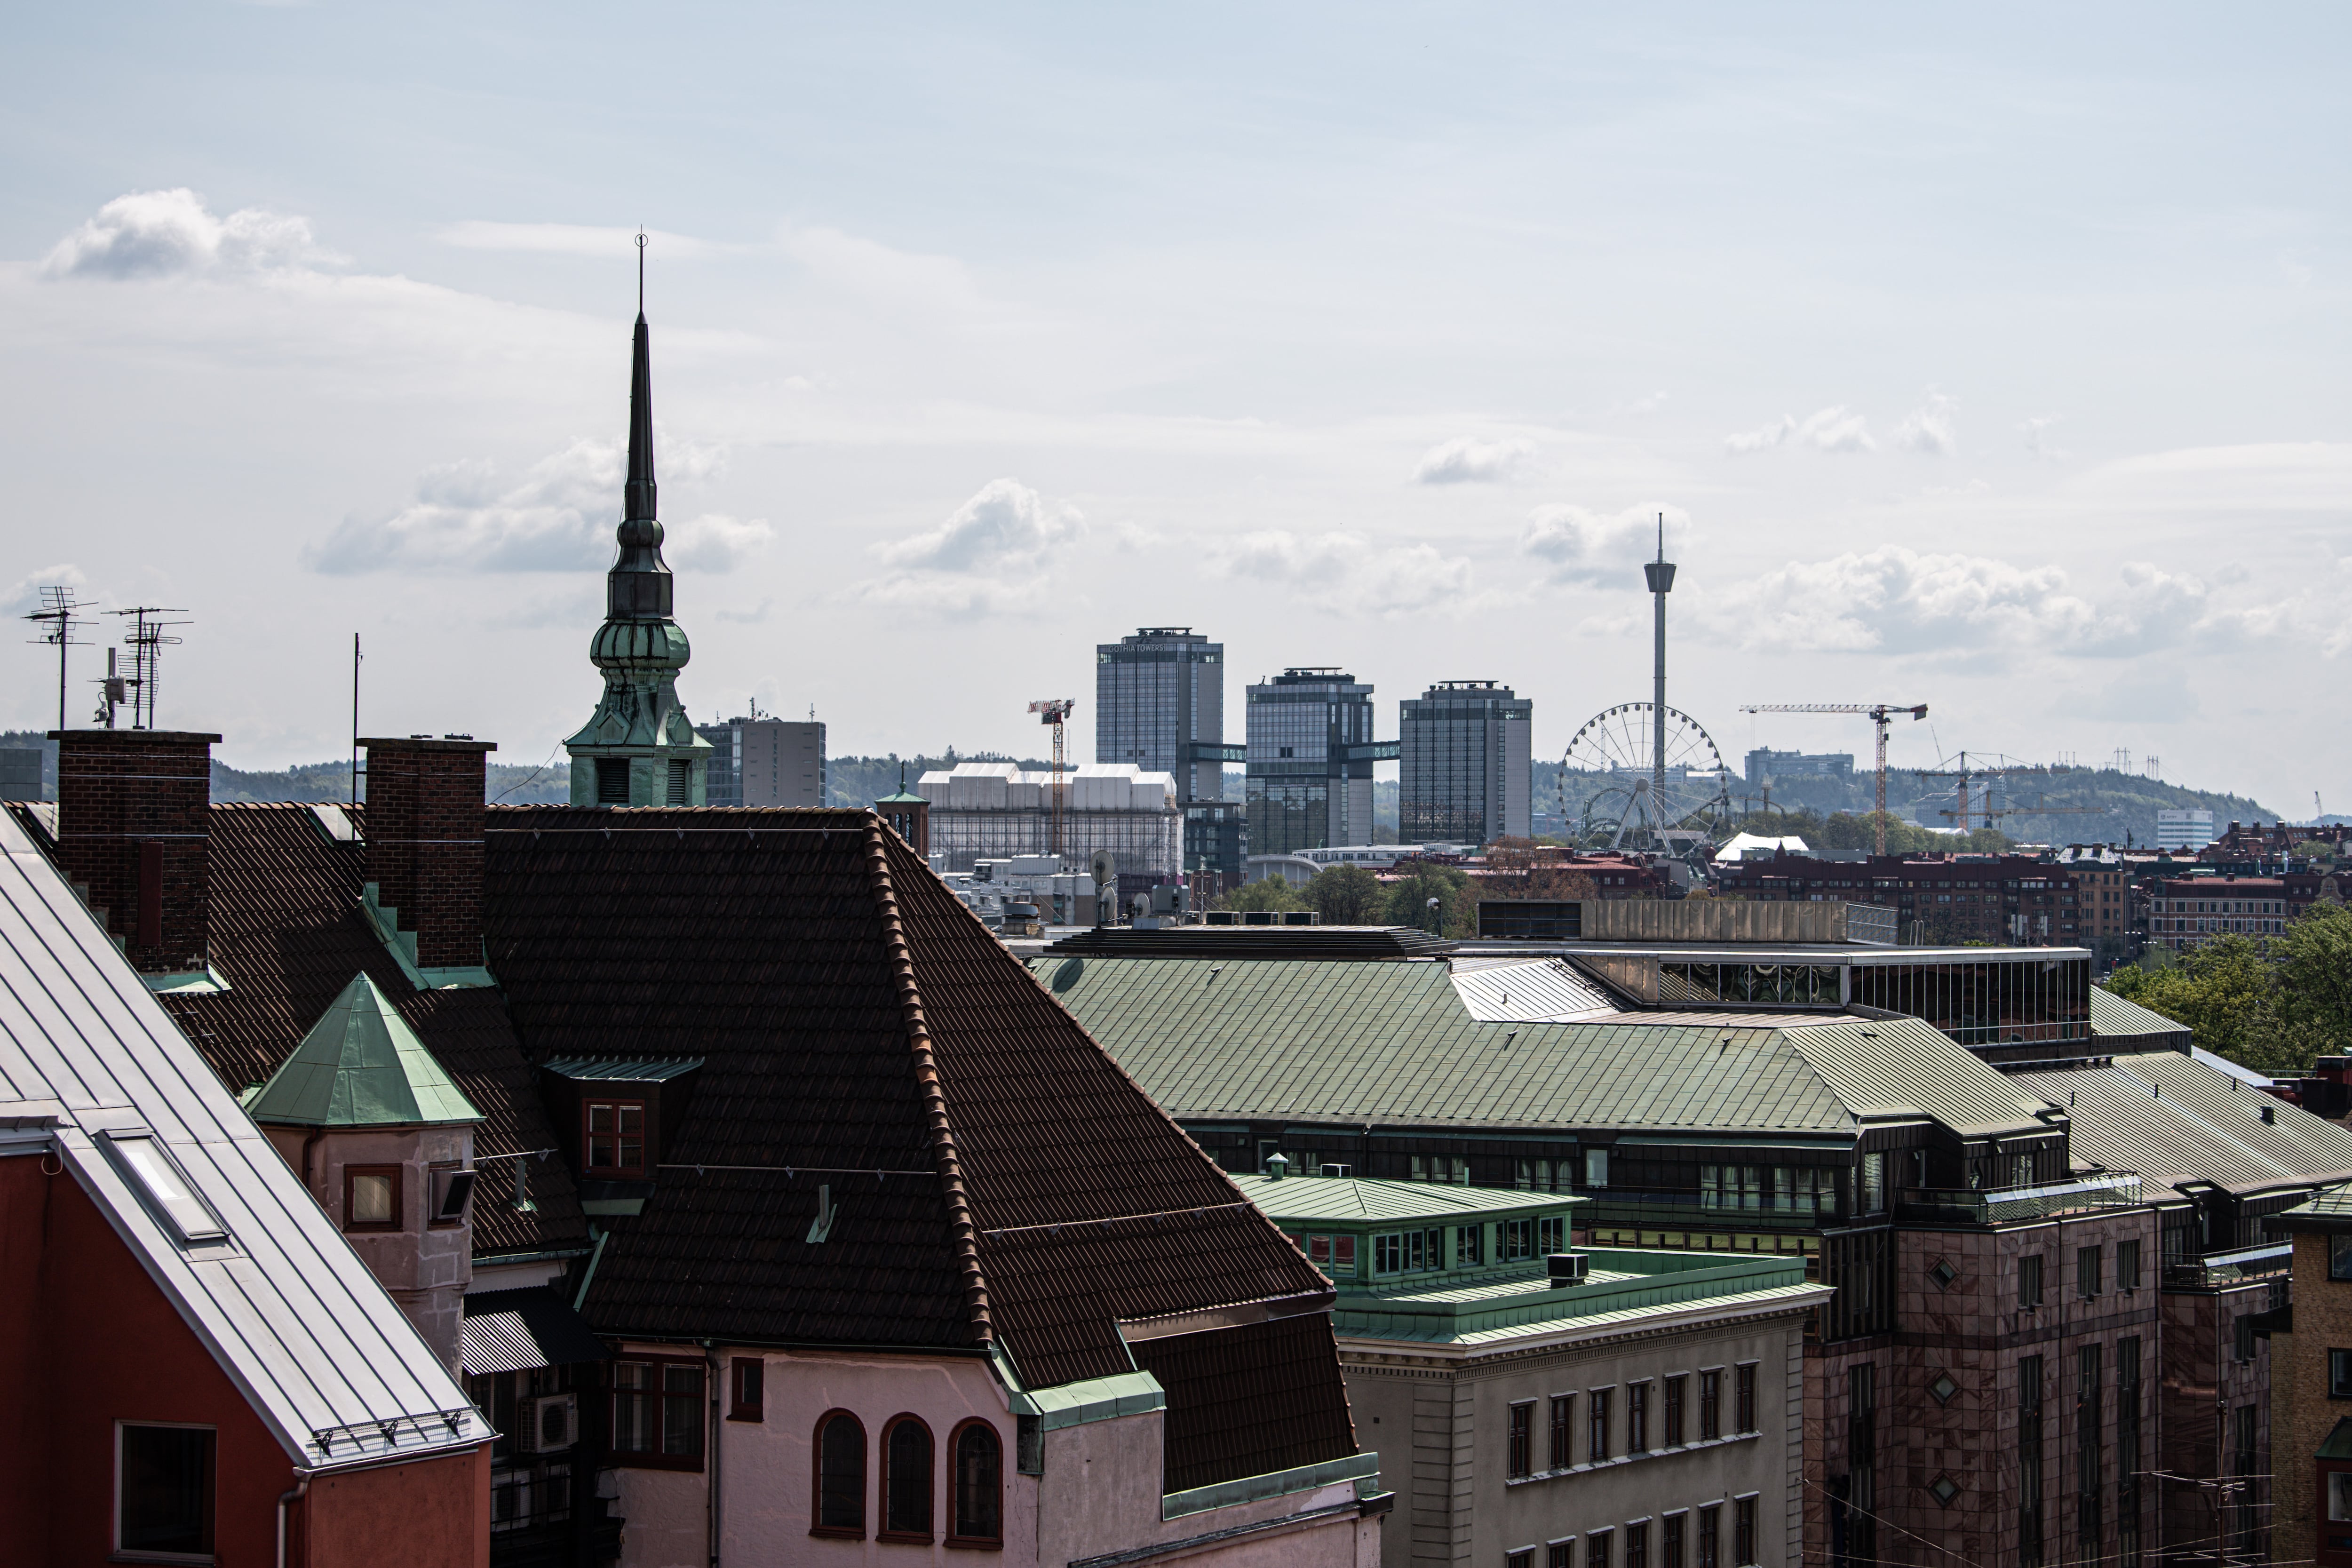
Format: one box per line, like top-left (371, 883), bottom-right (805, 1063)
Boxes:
top-left (3, 4), bottom-right (2347, 812)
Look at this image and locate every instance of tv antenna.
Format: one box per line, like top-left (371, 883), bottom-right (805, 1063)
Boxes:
top-left (109, 607), bottom-right (190, 730)
top-left (24, 586), bottom-right (93, 731)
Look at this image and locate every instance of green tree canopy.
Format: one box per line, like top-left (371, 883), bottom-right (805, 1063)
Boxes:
top-left (1301, 863), bottom-right (1386, 924)
top-left (1383, 861), bottom-right (1469, 933)
top-left (1215, 875), bottom-right (1309, 914)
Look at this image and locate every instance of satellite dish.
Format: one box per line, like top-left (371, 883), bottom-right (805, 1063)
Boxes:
top-left (1089, 849), bottom-right (1117, 891)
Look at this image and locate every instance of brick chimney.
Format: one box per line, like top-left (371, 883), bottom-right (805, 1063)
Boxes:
top-left (49, 729), bottom-right (220, 974)
top-left (361, 738), bottom-right (494, 972)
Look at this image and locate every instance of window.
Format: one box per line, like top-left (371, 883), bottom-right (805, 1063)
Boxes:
top-left (1699, 1369), bottom-right (1721, 1441)
top-left (1848, 1367), bottom-right (1877, 1563)
top-left (1509, 1553), bottom-right (1533, 1568)
top-left (611, 1360), bottom-right (704, 1468)
top-left (1540, 1216), bottom-right (1565, 1256)
top-left (2332, 1471), bottom-right (2352, 1522)
top-left (1374, 1229), bottom-right (1443, 1274)
top-left (2118, 1238), bottom-right (2141, 1289)
top-left (729, 1358), bottom-right (763, 1422)
top-left (814, 1411), bottom-right (867, 1536)
top-left (1508, 1402), bottom-right (1533, 1479)
top-left (2333, 1234), bottom-right (2352, 1281)
top-left (1585, 1148), bottom-right (1610, 1188)
top-left (2234, 1313), bottom-right (2256, 1364)
top-left (1697, 1504), bottom-right (1720, 1568)
top-left (584, 1099), bottom-right (647, 1177)
top-left (1549, 1394), bottom-right (1573, 1470)
top-left (1665, 1375), bottom-right (1686, 1445)
top-left (1734, 1498), bottom-right (1757, 1565)
top-left (1626, 1521), bottom-right (1648, 1568)
top-left (101, 1133), bottom-right (229, 1248)
top-left (1517, 1157), bottom-right (1559, 1191)
top-left (1015, 1414), bottom-right (1041, 1476)
top-left (1589, 1387), bottom-right (1612, 1462)
top-left (118, 1423), bottom-right (215, 1560)
top-left (882, 1416), bottom-right (934, 1541)
top-left (596, 756), bottom-right (630, 804)
top-left (1457, 1224), bottom-right (1485, 1266)
top-left (429, 1163), bottom-right (476, 1226)
top-left (1860, 1152), bottom-right (1886, 1214)
top-left (1735, 1364), bottom-right (1757, 1433)
top-left (1547, 1545), bottom-right (1570, 1568)
top-left (666, 759), bottom-right (691, 805)
top-left (2078, 1245), bottom-right (2103, 1298)
top-left (2020, 1356), bottom-right (2045, 1567)
top-left (1589, 1528), bottom-right (1613, 1568)
top-left (949, 1421), bottom-right (1002, 1545)
top-left (1700, 1165), bottom-right (1762, 1211)
top-left (2020, 1252), bottom-right (2043, 1307)
top-left (1628, 1382), bottom-right (1650, 1452)
top-left (2331, 1349), bottom-right (2352, 1398)
top-left (2119, 1337), bottom-right (2143, 1510)
top-left (2079, 1344), bottom-right (2103, 1546)
top-left (1663, 1513), bottom-right (1686, 1568)
top-left (343, 1164), bottom-right (401, 1232)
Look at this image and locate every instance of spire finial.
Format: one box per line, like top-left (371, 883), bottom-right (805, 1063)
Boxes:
top-left (636, 230), bottom-right (647, 317)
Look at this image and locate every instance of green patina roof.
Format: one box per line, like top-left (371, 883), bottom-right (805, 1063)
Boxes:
top-left (1233, 1172), bottom-right (1584, 1226)
top-left (1033, 955), bottom-right (2052, 1140)
top-left (245, 973), bottom-right (483, 1128)
top-left (1326, 1247), bottom-right (1823, 1344)
top-left (2320, 1417), bottom-right (2352, 1461)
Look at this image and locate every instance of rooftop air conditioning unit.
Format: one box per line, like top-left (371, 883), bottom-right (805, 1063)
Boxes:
top-left (520, 1393), bottom-right (576, 1454)
top-left (1546, 1252), bottom-right (1589, 1287)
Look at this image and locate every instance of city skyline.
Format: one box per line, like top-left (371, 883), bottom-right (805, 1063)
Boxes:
top-left (3, 6), bottom-right (2345, 812)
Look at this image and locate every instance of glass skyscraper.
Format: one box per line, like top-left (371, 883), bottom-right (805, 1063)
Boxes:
top-left (1398, 681), bottom-right (1532, 844)
top-left (1246, 668), bottom-right (1376, 856)
top-left (1095, 628), bottom-right (1224, 804)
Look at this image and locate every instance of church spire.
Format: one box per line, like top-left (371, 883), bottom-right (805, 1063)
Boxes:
top-left (564, 233), bottom-right (713, 807)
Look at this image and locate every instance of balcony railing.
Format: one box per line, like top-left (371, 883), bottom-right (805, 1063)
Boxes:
top-left (1896, 1174), bottom-right (2141, 1226)
top-left (2163, 1242), bottom-right (2291, 1288)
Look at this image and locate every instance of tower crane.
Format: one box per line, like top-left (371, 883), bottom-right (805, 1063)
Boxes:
top-left (1738, 702), bottom-right (1929, 855)
top-left (1914, 752), bottom-right (2105, 835)
top-left (1028, 699), bottom-right (1075, 860)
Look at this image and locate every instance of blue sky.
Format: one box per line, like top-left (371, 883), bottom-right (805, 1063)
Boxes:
top-left (4, 4), bottom-right (2347, 811)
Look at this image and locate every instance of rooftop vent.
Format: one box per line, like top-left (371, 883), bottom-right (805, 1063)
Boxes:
top-left (1546, 1251), bottom-right (1589, 1287)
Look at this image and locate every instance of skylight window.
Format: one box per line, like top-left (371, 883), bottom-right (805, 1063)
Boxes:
top-left (102, 1131), bottom-right (228, 1245)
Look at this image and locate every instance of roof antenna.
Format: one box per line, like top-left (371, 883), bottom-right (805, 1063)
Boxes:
top-left (636, 230), bottom-right (647, 317)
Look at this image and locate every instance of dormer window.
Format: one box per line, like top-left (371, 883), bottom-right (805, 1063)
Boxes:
top-left (585, 1099), bottom-right (647, 1177)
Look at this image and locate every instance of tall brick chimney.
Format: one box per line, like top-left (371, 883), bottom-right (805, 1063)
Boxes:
top-left (49, 729), bottom-right (220, 974)
top-left (361, 738), bottom-right (494, 973)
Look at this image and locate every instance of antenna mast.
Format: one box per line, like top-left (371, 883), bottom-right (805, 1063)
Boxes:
top-left (1641, 514), bottom-right (1676, 818)
top-left (109, 608), bottom-right (189, 730)
top-left (24, 586), bottom-right (92, 731)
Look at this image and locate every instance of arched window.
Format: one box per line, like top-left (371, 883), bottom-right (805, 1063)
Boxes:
top-left (880, 1415), bottom-right (934, 1541)
top-left (811, 1411), bottom-right (865, 1537)
top-left (950, 1420), bottom-right (1003, 1545)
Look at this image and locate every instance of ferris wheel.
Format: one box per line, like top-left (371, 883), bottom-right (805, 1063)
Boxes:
top-left (1558, 702), bottom-right (1735, 856)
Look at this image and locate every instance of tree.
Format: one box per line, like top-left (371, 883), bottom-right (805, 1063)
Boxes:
top-left (2104, 934), bottom-right (2277, 1064)
top-left (2271, 901), bottom-right (2352, 1055)
top-left (1216, 875), bottom-right (1308, 914)
top-left (1383, 860), bottom-right (1469, 933)
top-left (1301, 864), bottom-right (1386, 924)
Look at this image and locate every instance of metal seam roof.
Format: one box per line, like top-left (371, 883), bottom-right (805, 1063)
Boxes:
top-left (0, 812), bottom-right (481, 1470)
top-left (2012, 1051), bottom-right (2352, 1195)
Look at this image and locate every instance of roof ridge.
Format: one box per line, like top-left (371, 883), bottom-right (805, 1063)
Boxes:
top-left (863, 816), bottom-right (993, 1348)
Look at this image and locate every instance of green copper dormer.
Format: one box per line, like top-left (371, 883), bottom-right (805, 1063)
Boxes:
top-left (244, 973), bottom-right (483, 1128)
top-left (564, 262), bottom-right (714, 807)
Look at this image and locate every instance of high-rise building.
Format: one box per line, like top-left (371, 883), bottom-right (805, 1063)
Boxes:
top-left (695, 717), bottom-right (827, 806)
top-left (563, 295), bottom-right (714, 805)
top-left (1743, 748), bottom-right (1855, 787)
top-left (1095, 627), bottom-right (1225, 803)
top-left (2157, 809), bottom-right (2216, 852)
top-left (1246, 668), bottom-right (1379, 857)
top-left (1399, 681), bottom-right (1532, 845)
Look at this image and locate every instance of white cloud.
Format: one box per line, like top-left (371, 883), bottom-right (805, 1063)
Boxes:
top-left (874, 478), bottom-right (1084, 573)
top-left (2020, 416), bottom-right (2065, 459)
top-left (1207, 529), bottom-right (1474, 617)
top-left (1724, 406), bottom-right (1876, 455)
top-left (1796, 406), bottom-right (1875, 454)
top-left (1520, 504), bottom-right (1686, 584)
top-left (1724, 414), bottom-right (1795, 454)
top-left (1707, 546), bottom-right (2097, 655)
top-left (308, 436), bottom-right (729, 574)
top-left (2, 564), bottom-right (90, 618)
top-left (1412, 435), bottom-right (1535, 485)
top-left (854, 478), bottom-right (1084, 620)
top-left (665, 514), bottom-right (775, 573)
top-left (42, 189), bottom-right (338, 279)
top-left (437, 221), bottom-right (730, 259)
top-left (1893, 392), bottom-right (1957, 455)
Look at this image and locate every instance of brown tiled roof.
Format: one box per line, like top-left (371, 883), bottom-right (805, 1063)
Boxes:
top-left (159, 804), bottom-right (587, 1258)
top-left (1129, 1315), bottom-right (1360, 1492)
top-left (482, 806), bottom-right (1348, 1394)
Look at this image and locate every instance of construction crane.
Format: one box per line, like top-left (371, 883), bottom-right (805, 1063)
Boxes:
top-left (1915, 752), bottom-right (2104, 835)
top-left (1028, 699), bottom-right (1075, 860)
top-left (1738, 702), bottom-right (1928, 855)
